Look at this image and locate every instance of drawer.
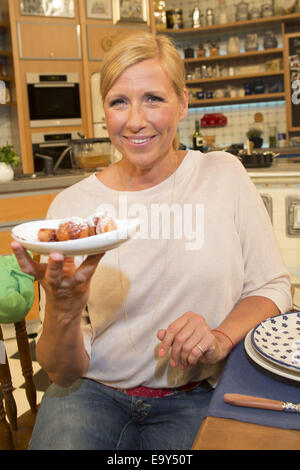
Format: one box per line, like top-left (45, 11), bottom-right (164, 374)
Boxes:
top-left (0, 193), bottom-right (55, 224)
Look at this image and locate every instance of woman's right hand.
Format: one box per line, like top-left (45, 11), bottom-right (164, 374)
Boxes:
top-left (11, 241), bottom-right (104, 321)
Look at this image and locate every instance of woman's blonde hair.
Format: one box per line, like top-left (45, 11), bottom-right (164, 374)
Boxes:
top-left (100, 31), bottom-right (185, 103)
top-left (100, 32), bottom-right (186, 150)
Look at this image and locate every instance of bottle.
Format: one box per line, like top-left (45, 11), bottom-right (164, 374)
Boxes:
top-left (193, 120), bottom-right (204, 150)
top-left (219, 0), bottom-right (228, 24)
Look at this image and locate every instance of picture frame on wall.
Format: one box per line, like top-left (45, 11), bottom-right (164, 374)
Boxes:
top-left (112, 0), bottom-right (149, 24)
top-left (20, 0), bottom-right (75, 18)
top-left (86, 0), bottom-right (112, 19)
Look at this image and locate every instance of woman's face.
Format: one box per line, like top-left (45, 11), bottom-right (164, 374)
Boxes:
top-left (103, 58), bottom-right (188, 170)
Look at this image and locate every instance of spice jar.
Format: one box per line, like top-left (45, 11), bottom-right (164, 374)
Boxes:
top-left (261, 3), bottom-right (273, 17)
top-left (184, 47), bottom-right (194, 59)
top-left (206, 8), bottom-right (215, 26)
top-left (236, 1), bottom-right (249, 21)
top-left (263, 31), bottom-right (278, 49)
top-left (166, 9), bottom-right (183, 29)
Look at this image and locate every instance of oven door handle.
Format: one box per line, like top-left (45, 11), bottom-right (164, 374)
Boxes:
top-left (33, 83), bottom-right (76, 88)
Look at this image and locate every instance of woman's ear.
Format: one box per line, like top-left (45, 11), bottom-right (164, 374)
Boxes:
top-left (178, 89), bottom-right (189, 122)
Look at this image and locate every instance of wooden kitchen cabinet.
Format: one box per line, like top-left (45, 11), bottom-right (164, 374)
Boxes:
top-left (0, 192), bottom-right (58, 255)
top-left (0, 191), bottom-right (58, 320)
top-left (17, 21), bottom-right (81, 60)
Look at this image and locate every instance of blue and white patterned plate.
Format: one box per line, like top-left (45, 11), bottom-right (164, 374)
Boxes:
top-left (251, 312), bottom-right (300, 373)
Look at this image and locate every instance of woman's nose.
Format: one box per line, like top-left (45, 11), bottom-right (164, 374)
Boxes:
top-left (126, 103), bottom-right (146, 132)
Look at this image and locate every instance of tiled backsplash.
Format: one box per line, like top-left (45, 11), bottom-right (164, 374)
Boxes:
top-left (178, 100), bottom-right (287, 149)
top-left (0, 106), bottom-right (12, 147)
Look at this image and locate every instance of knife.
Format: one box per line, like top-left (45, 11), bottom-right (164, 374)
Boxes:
top-left (224, 393), bottom-right (300, 413)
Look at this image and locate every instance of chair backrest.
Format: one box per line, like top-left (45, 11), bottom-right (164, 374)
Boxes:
top-left (0, 320), bottom-right (37, 450)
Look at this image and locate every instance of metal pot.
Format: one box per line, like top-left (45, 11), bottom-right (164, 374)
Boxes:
top-left (237, 151), bottom-right (279, 168)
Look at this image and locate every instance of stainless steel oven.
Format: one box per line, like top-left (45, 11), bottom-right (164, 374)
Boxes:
top-left (26, 73), bottom-right (82, 128)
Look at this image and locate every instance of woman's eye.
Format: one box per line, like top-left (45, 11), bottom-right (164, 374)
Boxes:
top-left (109, 98), bottom-right (126, 107)
top-left (146, 95), bottom-right (164, 103)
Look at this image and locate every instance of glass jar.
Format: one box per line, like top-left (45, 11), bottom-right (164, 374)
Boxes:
top-left (261, 3), bottom-right (273, 17)
top-left (263, 31), bottom-right (278, 49)
top-left (236, 2), bottom-right (248, 21)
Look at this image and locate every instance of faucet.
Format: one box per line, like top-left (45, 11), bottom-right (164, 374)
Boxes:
top-left (53, 146), bottom-right (72, 172)
top-left (35, 153), bottom-right (54, 175)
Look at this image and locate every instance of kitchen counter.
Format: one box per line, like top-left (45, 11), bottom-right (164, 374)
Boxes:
top-left (0, 171), bottom-right (91, 196)
top-left (1, 159), bottom-right (300, 196)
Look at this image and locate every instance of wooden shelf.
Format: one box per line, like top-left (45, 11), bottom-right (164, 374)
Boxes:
top-left (0, 21), bottom-right (9, 29)
top-left (189, 92), bottom-right (285, 108)
top-left (0, 50), bottom-right (11, 57)
top-left (0, 75), bottom-right (11, 82)
top-left (162, 13), bottom-right (300, 37)
top-left (186, 70), bottom-right (284, 85)
top-left (184, 48), bottom-right (283, 64)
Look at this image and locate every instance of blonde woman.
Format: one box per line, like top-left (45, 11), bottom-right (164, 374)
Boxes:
top-left (12, 32), bottom-right (291, 450)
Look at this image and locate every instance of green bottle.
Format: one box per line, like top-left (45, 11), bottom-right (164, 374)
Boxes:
top-left (193, 120), bottom-right (204, 150)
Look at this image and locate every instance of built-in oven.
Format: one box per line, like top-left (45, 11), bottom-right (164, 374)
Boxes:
top-left (31, 131), bottom-right (80, 173)
top-left (26, 73), bottom-right (82, 128)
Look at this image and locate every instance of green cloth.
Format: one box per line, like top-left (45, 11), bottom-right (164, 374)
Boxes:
top-left (0, 253), bottom-right (35, 324)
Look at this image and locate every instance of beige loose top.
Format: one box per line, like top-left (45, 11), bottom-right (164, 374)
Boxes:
top-left (39, 150), bottom-right (292, 388)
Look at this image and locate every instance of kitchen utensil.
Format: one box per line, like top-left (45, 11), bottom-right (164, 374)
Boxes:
top-left (251, 311), bottom-right (300, 373)
top-left (224, 393), bottom-right (300, 412)
top-left (238, 151), bottom-right (278, 168)
top-left (70, 137), bottom-right (112, 169)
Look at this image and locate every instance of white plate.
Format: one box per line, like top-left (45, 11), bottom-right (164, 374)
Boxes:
top-left (244, 329), bottom-right (300, 383)
top-left (12, 217), bottom-right (142, 256)
top-left (251, 312), bottom-right (300, 373)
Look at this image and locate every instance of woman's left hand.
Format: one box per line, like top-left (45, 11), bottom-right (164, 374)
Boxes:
top-left (157, 311), bottom-right (230, 369)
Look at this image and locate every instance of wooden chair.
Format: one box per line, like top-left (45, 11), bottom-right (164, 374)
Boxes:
top-left (0, 320), bottom-right (39, 450)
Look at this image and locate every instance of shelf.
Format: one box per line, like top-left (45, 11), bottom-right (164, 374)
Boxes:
top-left (0, 50), bottom-right (11, 57)
top-left (0, 22), bottom-right (9, 29)
top-left (184, 48), bottom-right (283, 64)
top-left (186, 70), bottom-right (284, 85)
top-left (162, 13), bottom-right (300, 37)
top-left (0, 75), bottom-right (11, 82)
top-left (189, 92), bottom-right (285, 107)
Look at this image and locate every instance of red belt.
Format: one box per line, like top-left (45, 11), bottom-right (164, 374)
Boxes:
top-left (105, 381), bottom-right (202, 398)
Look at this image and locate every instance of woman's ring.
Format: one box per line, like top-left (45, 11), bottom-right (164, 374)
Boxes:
top-left (195, 343), bottom-right (205, 354)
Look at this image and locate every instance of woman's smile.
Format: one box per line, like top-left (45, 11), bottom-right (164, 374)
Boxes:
top-left (103, 58), bottom-right (188, 172)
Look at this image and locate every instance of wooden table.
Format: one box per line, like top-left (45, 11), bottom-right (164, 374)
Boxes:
top-left (192, 416), bottom-right (300, 450)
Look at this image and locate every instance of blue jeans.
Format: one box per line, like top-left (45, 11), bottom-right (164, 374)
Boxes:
top-left (29, 378), bottom-right (213, 450)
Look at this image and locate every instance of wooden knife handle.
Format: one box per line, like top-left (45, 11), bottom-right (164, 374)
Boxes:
top-left (224, 393), bottom-right (283, 411)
